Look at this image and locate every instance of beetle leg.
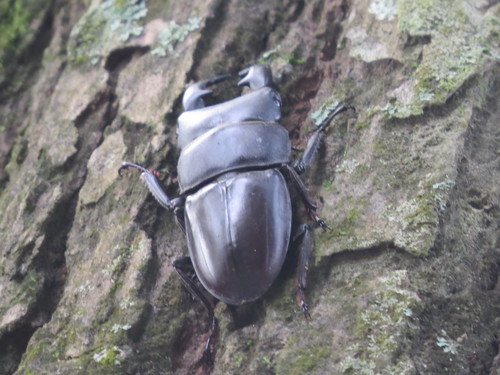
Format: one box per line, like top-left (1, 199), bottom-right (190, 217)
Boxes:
top-left (293, 224), bottom-right (314, 319)
top-left (118, 162), bottom-right (180, 211)
top-left (173, 257), bottom-right (217, 364)
top-left (173, 205), bottom-right (187, 234)
top-left (294, 105), bottom-right (355, 174)
top-left (119, 161), bottom-right (189, 235)
top-left (281, 164), bottom-right (328, 230)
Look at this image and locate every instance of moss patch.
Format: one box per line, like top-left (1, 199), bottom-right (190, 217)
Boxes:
top-left (0, 0), bottom-right (45, 80)
top-left (339, 270), bottom-right (422, 374)
top-left (276, 334), bottom-right (332, 375)
top-left (383, 0), bottom-right (498, 118)
top-left (67, 0), bottom-right (148, 65)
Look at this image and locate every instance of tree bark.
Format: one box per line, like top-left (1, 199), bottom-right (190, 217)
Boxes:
top-left (0, 0), bottom-right (499, 374)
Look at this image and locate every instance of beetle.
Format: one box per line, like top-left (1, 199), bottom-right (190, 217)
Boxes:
top-left (119, 65), bottom-right (352, 361)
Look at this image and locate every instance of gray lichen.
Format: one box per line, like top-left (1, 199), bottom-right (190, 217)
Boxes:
top-left (151, 16), bottom-right (202, 57)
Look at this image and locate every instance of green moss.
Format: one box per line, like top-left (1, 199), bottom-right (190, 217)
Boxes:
top-left (379, 176), bottom-right (455, 256)
top-left (259, 46), bottom-right (306, 66)
top-left (11, 270), bottom-right (45, 308)
top-left (333, 207), bottom-right (360, 237)
top-left (322, 180), bottom-right (333, 191)
top-left (0, 0), bottom-right (44, 78)
top-left (233, 352), bottom-right (246, 367)
top-left (379, 0), bottom-right (497, 119)
top-left (351, 164), bottom-right (370, 183)
top-left (5, 140), bottom-right (28, 175)
top-left (19, 340), bottom-right (43, 365)
top-left (340, 270), bottom-right (421, 374)
top-left (92, 346), bottom-right (124, 367)
top-left (276, 342), bottom-right (330, 375)
top-left (296, 346), bottom-right (330, 372)
top-left (67, 0), bottom-right (148, 65)
top-left (318, 191), bottom-right (369, 246)
top-left (265, 276), bottom-right (297, 320)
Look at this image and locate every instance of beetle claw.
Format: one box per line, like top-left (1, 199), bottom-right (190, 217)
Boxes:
top-left (295, 288), bottom-right (311, 320)
top-left (317, 219), bottom-right (330, 231)
top-left (307, 209), bottom-right (329, 230)
top-left (302, 302), bottom-right (311, 320)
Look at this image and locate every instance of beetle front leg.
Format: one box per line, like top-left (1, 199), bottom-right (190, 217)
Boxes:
top-left (293, 224), bottom-right (314, 318)
top-left (294, 105), bottom-right (355, 174)
top-left (118, 162), bottom-right (183, 210)
top-left (119, 162), bottom-right (187, 232)
top-left (173, 257), bottom-right (217, 364)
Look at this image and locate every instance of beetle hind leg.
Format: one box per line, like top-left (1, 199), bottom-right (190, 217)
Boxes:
top-left (293, 224), bottom-right (314, 319)
top-left (173, 257), bottom-right (218, 364)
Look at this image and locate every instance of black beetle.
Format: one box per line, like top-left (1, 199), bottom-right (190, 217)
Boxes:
top-left (119, 65), bottom-right (352, 360)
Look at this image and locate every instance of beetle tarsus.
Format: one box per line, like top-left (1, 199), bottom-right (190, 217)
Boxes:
top-left (295, 289), bottom-right (311, 320)
top-left (202, 316), bottom-right (218, 365)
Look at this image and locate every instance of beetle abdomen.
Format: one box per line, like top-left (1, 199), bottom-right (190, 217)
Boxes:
top-left (177, 121), bottom-right (291, 193)
top-left (184, 169), bottom-right (292, 305)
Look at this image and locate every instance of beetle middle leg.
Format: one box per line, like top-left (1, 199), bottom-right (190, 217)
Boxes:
top-left (173, 257), bottom-right (217, 363)
top-left (282, 164), bottom-right (329, 230)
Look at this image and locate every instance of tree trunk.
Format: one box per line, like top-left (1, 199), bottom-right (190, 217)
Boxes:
top-left (0, 0), bottom-right (499, 374)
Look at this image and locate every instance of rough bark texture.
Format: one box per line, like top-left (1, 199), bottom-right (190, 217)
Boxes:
top-left (0, 0), bottom-right (499, 374)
